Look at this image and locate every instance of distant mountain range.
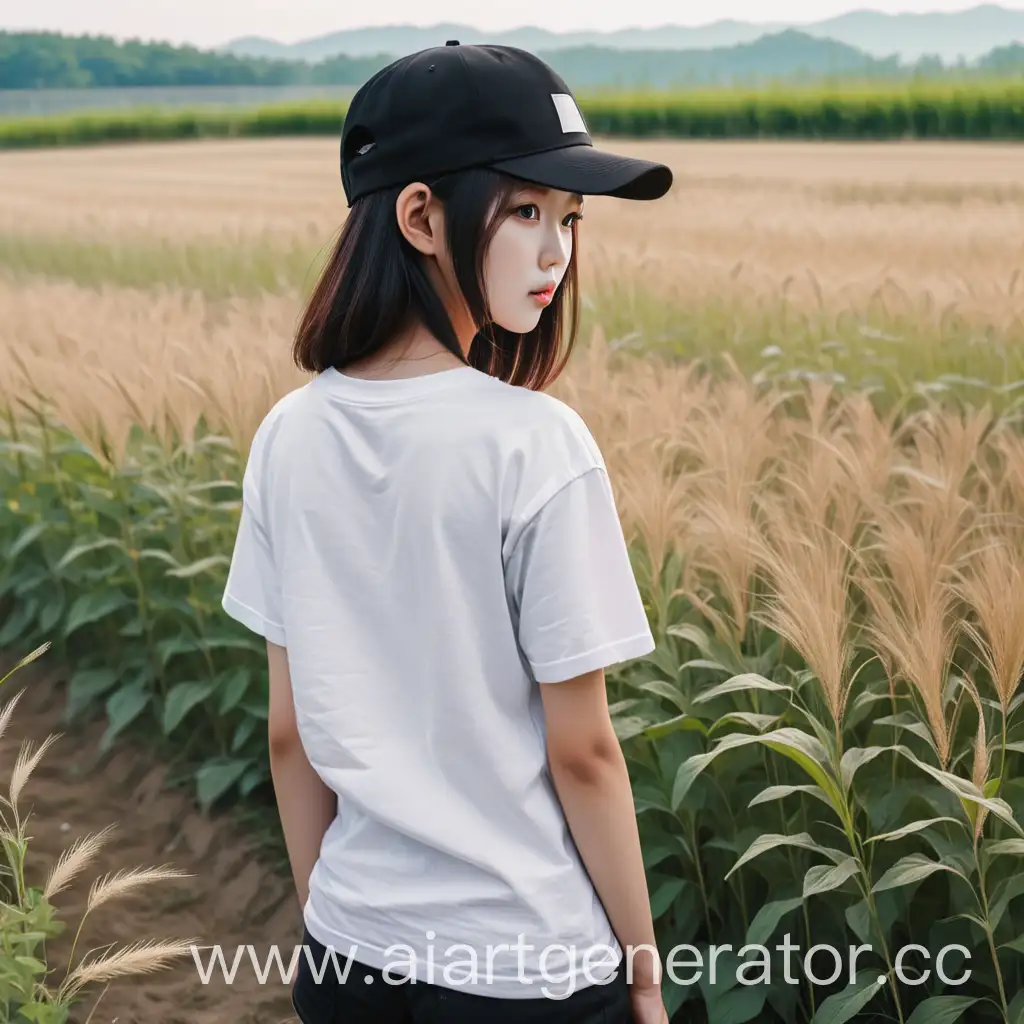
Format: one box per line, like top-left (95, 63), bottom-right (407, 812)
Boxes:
top-left (221, 4), bottom-right (1024, 65)
top-left (537, 32), bottom-right (904, 89)
top-left (4, 26), bottom-right (1023, 95)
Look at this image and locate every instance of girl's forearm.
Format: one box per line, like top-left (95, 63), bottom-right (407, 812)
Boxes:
top-left (548, 748), bottom-right (662, 988)
top-left (269, 741), bottom-right (338, 909)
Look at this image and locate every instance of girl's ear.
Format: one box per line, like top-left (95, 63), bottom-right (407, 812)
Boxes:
top-left (395, 182), bottom-right (443, 257)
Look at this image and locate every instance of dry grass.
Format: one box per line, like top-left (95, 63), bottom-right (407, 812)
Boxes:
top-left (1, 136), bottom-right (1022, 793)
top-left (9, 281), bottom-right (1022, 747)
top-left (575, 333), bottom-right (1024, 756)
top-left (0, 138), bottom-right (1022, 328)
top-left (553, 331), bottom-right (1023, 758)
top-left (0, 278), bottom-right (304, 457)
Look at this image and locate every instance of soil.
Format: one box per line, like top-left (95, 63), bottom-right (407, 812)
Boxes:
top-left (0, 660), bottom-right (303, 1024)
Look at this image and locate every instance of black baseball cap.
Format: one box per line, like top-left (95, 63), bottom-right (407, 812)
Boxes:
top-left (341, 41), bottom-right (673, 208)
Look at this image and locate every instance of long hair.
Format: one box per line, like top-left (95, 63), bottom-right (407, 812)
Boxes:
top-left (293, 167), bottom-right (582, 391)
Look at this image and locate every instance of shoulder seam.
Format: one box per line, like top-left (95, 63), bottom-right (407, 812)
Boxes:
top-left (505, 464), bottom-right (606, 565)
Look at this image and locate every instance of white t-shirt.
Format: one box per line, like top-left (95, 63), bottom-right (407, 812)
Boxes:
top-left (221, 363), bottom-right (656, 999)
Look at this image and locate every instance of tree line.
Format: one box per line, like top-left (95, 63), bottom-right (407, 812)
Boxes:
top-left (2, 30), bottom-right (1022, 92)
top-left (0, 32), bottom-right (386, 89)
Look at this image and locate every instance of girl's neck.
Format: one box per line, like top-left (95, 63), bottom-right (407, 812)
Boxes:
top-left (341, 322), bottom-right (470, 381)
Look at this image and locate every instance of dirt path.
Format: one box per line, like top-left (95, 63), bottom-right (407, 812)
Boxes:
top-left (1, 661), bottom-right (302, 1024)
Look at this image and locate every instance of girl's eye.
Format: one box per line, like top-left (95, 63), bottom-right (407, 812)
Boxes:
top-left (515, 204), bottom-right (584, 227)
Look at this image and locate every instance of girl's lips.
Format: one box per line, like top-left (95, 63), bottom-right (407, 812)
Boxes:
top-left (530, 285), bottom-right (555, 304)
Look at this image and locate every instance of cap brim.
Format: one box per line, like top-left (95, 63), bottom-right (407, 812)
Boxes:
top-left (489, 144), bottom-right (672, 201)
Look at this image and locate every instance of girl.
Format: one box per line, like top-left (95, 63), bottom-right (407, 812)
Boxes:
top-left (222, 41), bottom-right (674, 1024)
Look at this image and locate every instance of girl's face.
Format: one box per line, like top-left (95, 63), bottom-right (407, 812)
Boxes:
top-left (482, 184), bottom-right (584, 334)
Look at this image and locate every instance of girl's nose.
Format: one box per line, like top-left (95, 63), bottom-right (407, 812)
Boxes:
top-left (542, 232), bottom-right (570, 271)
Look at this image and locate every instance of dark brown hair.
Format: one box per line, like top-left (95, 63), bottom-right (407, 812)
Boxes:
top-left (293, 167), bottom-right (581, 392)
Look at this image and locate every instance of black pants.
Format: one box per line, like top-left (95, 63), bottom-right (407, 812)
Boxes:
top-left (291, 925), bottom-right (635, 1023)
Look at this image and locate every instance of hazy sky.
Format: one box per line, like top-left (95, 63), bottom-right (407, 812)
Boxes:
top-left (3, 1), bottom-right (1017, 48)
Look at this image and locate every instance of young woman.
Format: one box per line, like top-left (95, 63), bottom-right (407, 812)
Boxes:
top-left (222, 41), bottom-right (674, 1024)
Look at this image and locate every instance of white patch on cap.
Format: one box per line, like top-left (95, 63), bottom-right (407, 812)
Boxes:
top-left (551, 93), bottom-right (588, 135)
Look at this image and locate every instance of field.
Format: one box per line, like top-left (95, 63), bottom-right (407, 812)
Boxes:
top-left (2, 136), bottom-right (1023, 412)
top-left (3, 80), bottom-right (1024, 149)
top-left (0, 84), bottom-right (359, 118)
top-left (1, 137), bottom-right (1024, 1023)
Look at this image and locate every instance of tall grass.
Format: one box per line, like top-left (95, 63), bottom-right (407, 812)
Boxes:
top-left (3, 137), bottom-right (1021, 404)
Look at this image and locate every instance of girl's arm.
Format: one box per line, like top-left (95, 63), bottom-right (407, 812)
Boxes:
top-left (540, 667), bottom-right (664, 991)
top-left (266, 639), bottom-right (338, 911)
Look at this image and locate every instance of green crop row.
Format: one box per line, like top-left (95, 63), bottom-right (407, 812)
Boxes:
top-left (584, 80), bottom-right (1024, 139)
top-left (2, 79), bottom-right (1024, 148)
top-left (0, 101), bottom-right (350, 149)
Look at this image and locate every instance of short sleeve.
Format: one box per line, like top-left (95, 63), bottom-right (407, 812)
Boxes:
top-left (505, 466), bottom-right (655, 683)
top-left (221, 457), bottom-right (286, 647)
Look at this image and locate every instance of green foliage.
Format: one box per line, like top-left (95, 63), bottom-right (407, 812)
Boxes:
top-left (0, 31), bottom-right (385, 90)
top-left (590, 283), bottom-right (1024, 417)
top-left (3, 79), bottom-right (1024, 149)
top-left (538, 31), bottom-right (901, 90)
top-left (0, 102), bottom-right (347, 149)
top-left (612, 548), bottom-right (1024, 1022)
top-left (3, 27), bottom-right (1024, 94)
top-left (978, 43), bottom-right (1024, 76)
top-left (0, 413), bottom-right (270, 815)
top-left (582, 80), bottom-right (1024, 140)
